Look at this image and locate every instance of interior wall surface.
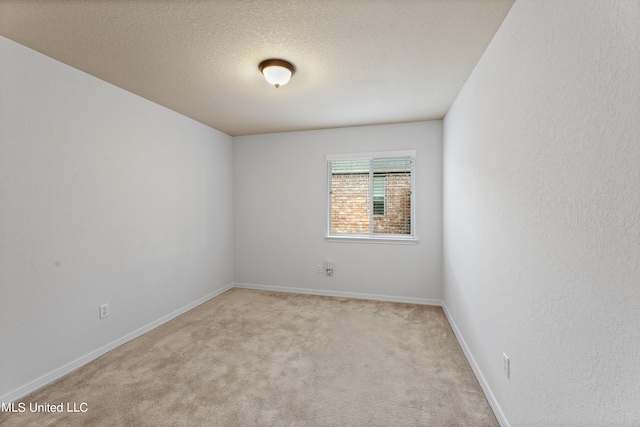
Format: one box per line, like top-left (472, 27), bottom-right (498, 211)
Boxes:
top-left (233, 121), bottom-right (443, 303)
top-left (0, 36), bottom-right (234, 401)
top-left (442, 1), bottom-right (639, 425)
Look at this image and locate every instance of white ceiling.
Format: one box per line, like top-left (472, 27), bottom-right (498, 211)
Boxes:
top-left (0, 0), bottom-right (513, 136)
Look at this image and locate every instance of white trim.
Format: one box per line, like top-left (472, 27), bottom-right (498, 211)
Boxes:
top-left (233, 282), bottom-right (441, 306)
top-left (442, 303), bottom-right (511, 427)
top-left (325, 235), bottom-right (419, 245)
top-left (0, 283), bottom-right (234, 404)
top-left (368, 166), bottom-right (374, 233)
top-left (326, 149), bottom-right (417, 161)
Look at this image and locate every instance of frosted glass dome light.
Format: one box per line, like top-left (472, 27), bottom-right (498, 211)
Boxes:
top-left (259, 59), bottom-right (295, 88)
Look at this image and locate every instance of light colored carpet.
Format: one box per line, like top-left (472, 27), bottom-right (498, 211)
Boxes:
top-left (2, 288), bottom-right (498, 426)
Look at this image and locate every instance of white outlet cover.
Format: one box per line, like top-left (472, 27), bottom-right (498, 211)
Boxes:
top-left (99, 304), bottom-right (109, 319)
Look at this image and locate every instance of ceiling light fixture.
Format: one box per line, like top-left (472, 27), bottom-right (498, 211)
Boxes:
top-left (259, 59), bottom-right (295, 88)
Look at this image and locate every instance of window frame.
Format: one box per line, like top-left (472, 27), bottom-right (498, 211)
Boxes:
top-left (325, 150), bottom-right (418, 245)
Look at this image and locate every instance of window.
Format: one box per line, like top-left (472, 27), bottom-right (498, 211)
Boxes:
top-left (327, 150), bottom-right (416, 242)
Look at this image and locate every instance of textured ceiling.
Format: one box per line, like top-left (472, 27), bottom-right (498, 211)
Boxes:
top-left (0, 0), bottom-right (513, 136)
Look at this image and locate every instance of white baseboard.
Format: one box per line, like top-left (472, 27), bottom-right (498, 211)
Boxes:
top-left (1, 283), bottom-right (233, 404)
top-left (441, 303), bottom-right (510, 427)
top-left (233, 282), bottom-right (443, 306)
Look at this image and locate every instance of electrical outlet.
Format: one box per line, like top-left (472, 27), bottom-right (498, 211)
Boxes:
top-left (317, 264), bottom-right (323, 273)
top-left (503, 352), bottom-right (510, 379)
top-left (99, 303), bottom-right (109, 319)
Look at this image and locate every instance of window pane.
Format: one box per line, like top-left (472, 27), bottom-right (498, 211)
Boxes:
top-left (328, 155), bottom-right (414, 237)
top-left (372, 158), bottom-right (412, 235)
top-left (330, 159), bottom-right (370, 234)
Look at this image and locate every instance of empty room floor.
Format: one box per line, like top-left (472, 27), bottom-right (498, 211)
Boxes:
top-left (1, 289), bottom-right (497, 426)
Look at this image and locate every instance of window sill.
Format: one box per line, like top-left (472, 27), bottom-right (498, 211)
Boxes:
top-left (325, 235), bottom-right (419, 245)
